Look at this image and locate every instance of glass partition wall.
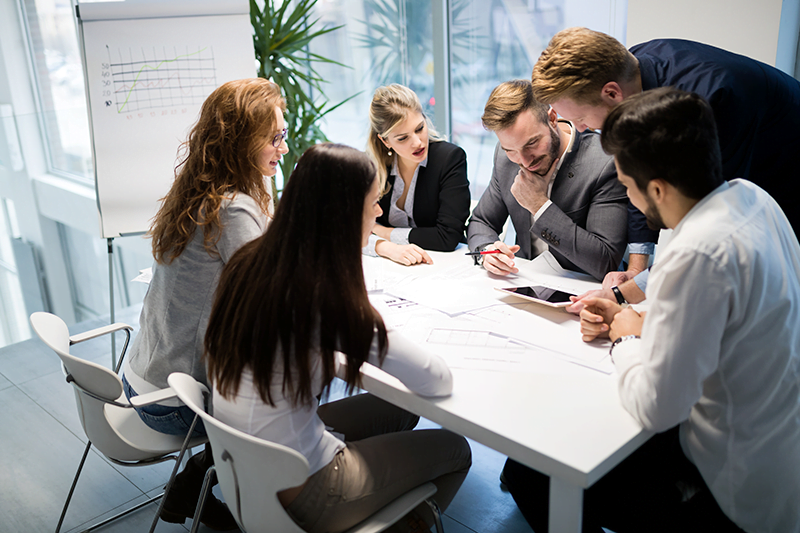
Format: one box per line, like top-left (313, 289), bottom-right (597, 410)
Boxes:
top-left (308, 0), bottom-right (626, 198)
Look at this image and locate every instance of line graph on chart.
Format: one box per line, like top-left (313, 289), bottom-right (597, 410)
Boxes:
top-left (105, 46), bottom-right (217, 113)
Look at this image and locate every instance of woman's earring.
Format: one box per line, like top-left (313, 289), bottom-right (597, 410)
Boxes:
top-left (387, 148), bottom-right (393, 157)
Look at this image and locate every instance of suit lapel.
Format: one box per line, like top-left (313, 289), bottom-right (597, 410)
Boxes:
top-left (551, 130), bottom-right (583, 203)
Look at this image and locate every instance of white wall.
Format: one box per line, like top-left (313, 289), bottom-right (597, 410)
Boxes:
top-left (627, 0), bottom-right (784, 66)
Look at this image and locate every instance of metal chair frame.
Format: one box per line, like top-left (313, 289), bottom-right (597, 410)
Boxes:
top-left (30, 312), bottom-right (206, 533)
top-left (168, 372), bottom-right (445, 533)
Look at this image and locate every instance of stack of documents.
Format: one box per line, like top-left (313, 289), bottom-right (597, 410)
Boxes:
top-left (364, 252), bottom-right (614, 375)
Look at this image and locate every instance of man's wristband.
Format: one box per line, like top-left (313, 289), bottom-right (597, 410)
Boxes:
top-left (609, 334), bottom-right (640, 361)
top-left (611, 285), bottom-right (626, 305)
top-left (474, 245), bottom-right (491, 266)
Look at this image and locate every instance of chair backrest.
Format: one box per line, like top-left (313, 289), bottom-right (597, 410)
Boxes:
top-left (30, 312), bottom-right (134, 459)
top-left (168, 373), bottom-right (310, 533)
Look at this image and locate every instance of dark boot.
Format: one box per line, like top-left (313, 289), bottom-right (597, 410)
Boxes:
top-left (160, 444), bottom-right (238, 531)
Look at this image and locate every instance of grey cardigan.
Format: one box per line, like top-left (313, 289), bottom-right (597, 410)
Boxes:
top-left (127, 193), bottom-right (268, 389)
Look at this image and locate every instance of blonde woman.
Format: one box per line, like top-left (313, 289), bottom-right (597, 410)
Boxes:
top-left (365, 84), bottom-right (470, 265)
top-left (122, 78), bottom-right (288, 529)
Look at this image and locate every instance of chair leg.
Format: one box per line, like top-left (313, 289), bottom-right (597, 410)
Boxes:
top-left (148, 412), bottom-right (202, 533)
top-left (425, 498), bottom-right (444, 533)
top-left (146, 457), bottom-right (180, 533)
top-left (189, 465), bottom-right (217, 533)
top-left (55, 438), bottom-right (176, 533)
top-left (83, 493), bottom-right (164, 532)
top-left (55, 440), bottom-right (92, 533)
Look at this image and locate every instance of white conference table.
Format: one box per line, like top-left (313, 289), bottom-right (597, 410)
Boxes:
top-left (358, 250), bottom-right (651, 533)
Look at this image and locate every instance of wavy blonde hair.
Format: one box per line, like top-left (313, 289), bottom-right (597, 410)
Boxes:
top-left (150, 78), bottom-right (285, 263)
top-left (366, 84), bottom-right (442, 193)
top-left (531, 27), bottom-right (638, 105)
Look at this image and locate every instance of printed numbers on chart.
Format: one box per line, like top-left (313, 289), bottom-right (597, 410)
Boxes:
top-left (122, 108), bottom-right (189, 121)
top-left (100, 62), bottom-right (113, 109)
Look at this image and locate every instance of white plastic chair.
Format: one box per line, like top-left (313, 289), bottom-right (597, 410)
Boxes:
top-left (29, 312), bottom-right (207, 533)
top-left (167, 372), bottom-right (445, 533)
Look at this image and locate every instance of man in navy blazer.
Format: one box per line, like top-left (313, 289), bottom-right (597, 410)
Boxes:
top-left (532, 27), bottom-right (800, 304)
top-left (467, 80), bottom-right (628, 282)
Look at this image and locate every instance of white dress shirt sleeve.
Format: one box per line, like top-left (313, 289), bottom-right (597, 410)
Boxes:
top-left (532, 199), bottom-right (553, 222)
top-left (363, 234), bottom-right (381, 257)
top-left (612, 247), bottom-right (731, 432)
top-left (366, 330), bottom-right (453, 397)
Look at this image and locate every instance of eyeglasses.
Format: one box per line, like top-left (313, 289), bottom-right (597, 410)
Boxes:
top-left (272, 128), bottom-right (288, 147)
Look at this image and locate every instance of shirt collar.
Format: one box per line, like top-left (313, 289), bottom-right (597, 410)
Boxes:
top-left (554, 120), bottom-right (575, 175)
top-left (672, 181), bottom-right (730, 235)
top-left (635, 55), bottom-right (658, 91)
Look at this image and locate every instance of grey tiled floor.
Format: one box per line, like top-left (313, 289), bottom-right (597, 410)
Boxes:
top-left (0, 306), bottom-right (533, 533)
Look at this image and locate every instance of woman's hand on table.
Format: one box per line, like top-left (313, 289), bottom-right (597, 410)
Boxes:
top-left (375, 241), bottom-right (433, 266)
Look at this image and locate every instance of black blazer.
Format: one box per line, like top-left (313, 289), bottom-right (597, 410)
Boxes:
top-left (377, 140), bottom-right (470, 251)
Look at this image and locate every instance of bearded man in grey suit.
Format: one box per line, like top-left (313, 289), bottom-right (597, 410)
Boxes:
top-left (467, 80), bottom-right (628, 281)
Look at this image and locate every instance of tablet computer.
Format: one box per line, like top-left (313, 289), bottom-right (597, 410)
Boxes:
top-left (495, 285), bottom-right (576, 307)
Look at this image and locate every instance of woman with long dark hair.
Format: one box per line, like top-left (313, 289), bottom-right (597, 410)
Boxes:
top-left (206, 143), bottom-right (472, 532)
top-left (122, 78), bottom-right (288, 529)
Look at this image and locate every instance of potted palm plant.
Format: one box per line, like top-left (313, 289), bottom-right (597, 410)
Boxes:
top-left (251, 0), bottom-right (354, 193)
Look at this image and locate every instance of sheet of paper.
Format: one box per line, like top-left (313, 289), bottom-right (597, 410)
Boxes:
top-left (363, 256), bottom-right (419, 292)
top-left (392, 303), bottom-right (613, 374)
top-left (383, 261), bottom-right (540, 316)
top-left (513, 252), bottom-right (603, 296)
top-left (131, 267), bottom-right (152, 284)
top-left (363, 251), bottom-right (614, 374)
top-left (430, 344), bottom-right (587, 375)
top-left (466, 301), bottom-right (613, 370)
top-left (369, 293), bottom-right (443, 329)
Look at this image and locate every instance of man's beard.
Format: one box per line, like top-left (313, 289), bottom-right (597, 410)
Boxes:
top-left (644, 195), bottom-right (667, 231)
top-left (528, 127), bottom-right (561, 177)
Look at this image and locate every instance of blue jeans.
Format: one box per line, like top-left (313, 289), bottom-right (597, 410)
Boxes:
top-left (122, 374), bottom-right (206, 438)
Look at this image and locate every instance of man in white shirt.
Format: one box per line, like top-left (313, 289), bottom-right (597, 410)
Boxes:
top-left (565, 88), bottom-right (800, 532)
top-left (466, 80), bottom-right (628, 281)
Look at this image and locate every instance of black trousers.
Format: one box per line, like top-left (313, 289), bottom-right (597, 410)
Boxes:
top-left (502, 427), bottom-right (745, 533)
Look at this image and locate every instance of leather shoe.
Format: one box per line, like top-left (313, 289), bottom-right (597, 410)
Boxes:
top-left (160, 445), bottom-right (238, 530)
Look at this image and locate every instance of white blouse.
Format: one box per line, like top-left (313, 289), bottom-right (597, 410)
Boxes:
top-left (212, 329), bottom-right (452, 475)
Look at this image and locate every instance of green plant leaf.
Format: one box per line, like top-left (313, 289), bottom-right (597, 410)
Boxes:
top-left (252, 0), bottom-right (356, 186)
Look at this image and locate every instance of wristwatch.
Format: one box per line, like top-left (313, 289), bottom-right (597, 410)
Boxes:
top-left (609, 334), bottom-right (640, 361)
top-left (474, 246), bottom-right (490, 266)
top-left (611, 285), bottom-right (626, 305)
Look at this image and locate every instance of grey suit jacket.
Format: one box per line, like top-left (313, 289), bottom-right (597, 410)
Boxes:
top-left (467, 128), bottom-right (627, 281)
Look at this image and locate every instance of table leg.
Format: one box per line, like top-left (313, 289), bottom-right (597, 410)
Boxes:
top-left (548, 477), bottom-right (583, 533)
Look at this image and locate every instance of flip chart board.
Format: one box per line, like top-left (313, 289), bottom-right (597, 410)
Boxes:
top-left (77, 0), bottom-right (256, 237)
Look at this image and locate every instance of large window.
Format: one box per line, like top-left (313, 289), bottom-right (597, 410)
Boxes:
top-left (310, 0), bottom-right (627, 198)
top-left (0, 199), bottom-right (29, 346)
top-left (57, 224), bottom-right (150, 323)
top-left (22, 0), bottom-right (93, 181)
top-left (14, 0), bottom-right (151, 333)
top-left (308, 0), bottom-right (438, 149)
